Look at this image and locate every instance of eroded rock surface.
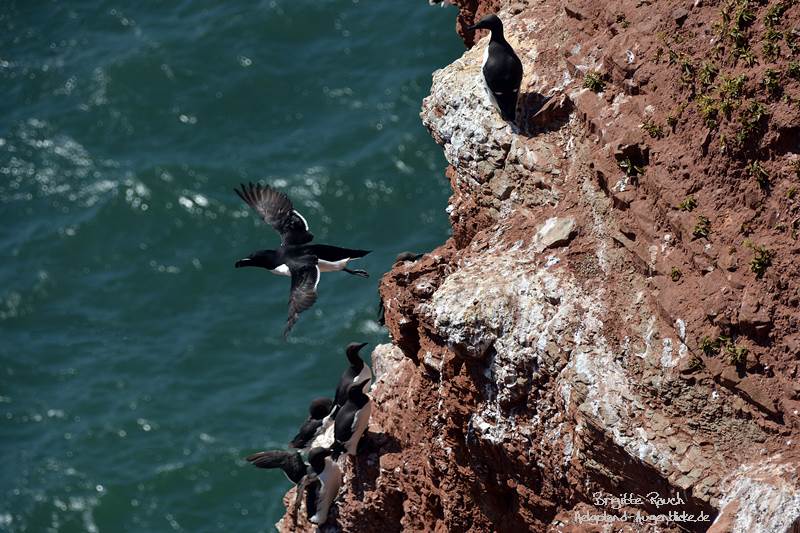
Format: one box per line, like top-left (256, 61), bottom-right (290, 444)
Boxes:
top-left (279, 0), bottom-right (800, 531)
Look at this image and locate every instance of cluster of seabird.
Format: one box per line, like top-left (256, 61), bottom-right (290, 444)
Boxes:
top-left (235, 11), bottom-right (522, 527)
top-left (244, 343), bottom-right (373, 525)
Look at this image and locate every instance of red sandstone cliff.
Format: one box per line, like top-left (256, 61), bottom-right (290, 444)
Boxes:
top-left (279, 0), bottom-right (800, 531)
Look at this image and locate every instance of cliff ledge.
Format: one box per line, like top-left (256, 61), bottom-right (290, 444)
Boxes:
top-left (280, 0), bottom-right (800, 531)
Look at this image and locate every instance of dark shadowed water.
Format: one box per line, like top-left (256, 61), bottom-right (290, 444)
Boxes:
top-left (0, 1), bottom-right (462, 530)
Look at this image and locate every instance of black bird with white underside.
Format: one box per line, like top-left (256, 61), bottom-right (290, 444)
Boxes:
top-left (334, 342), bottom-right (372, 410)
top-left (467, 14), bottom-right (523, 122)
top-left (305, 446), bottom-right (342, 525)
top-left (234, 182), bottom-right (370, 336)
top-left (290, 397), bottom-right (334, 449)
top-left (333, 378), bottom-right (372, 457)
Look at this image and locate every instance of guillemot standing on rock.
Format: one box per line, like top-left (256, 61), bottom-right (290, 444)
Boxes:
top-left (467, 14), bottom-right (523, 122)
top-left (333, 378), bottom-right (372, 457)
top-left (234, 182), bottom-right (371, 336)
top-left (333, 342), bottom-right (372, 410)
top-left (290, 397), bottom-right (334, 449)
top-left (245, 449), bottom-right (307, 484)
top-left (307, 344), bottom-right (372, 451)
top-left (305, 447), bottom-right (342, 525)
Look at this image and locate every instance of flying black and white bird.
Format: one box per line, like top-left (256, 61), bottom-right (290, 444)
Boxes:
top-left (234, 182), bottom-right (371, 336)
top-left (467, 14), bottom-right (523, 122)
top-left (305, 447), bottom-right (342, 525)
top-left (333, 378), bottom-right (372, 457)
top-left (245, 449), bottom-right (307, 484)
top-left (333, 342), bottom-right (372, 411)
top-left (290, 397), bottom-right (334, 449)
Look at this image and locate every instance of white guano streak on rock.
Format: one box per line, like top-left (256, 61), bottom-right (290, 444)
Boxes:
top-left (421, 35), bottom-right (513, 180)
top-left (713, 457), bottom-right (800, 533)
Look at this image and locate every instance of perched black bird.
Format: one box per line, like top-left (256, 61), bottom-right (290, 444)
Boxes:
top-left (395, 251), bottom-right (424, 263)
top-left (290, 397), bottom-right (334, 449)
top-left (377, 295), bottom-right (386, 327)
top-left (245, 449), bottom-right (307, 484)
top-left (467, 14), bottom-right (523, 122)
top-left (333, 378), bottom-right (372, 457)
top-left (234, 182), bottom-right (371, 336)
top-left (333, 342), bottom-right (372, 410)
top-left (305, 447), bottom-right (342, 525)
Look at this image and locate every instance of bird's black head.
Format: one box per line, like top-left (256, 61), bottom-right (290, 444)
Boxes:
top-left (234, 249), bottom-right (279, 269)
top-left (307, 446), bottom-right (332, 473)
top-left (467, 14), bottom-right (504, 35)
top-left (309, 397), bottom-right (334, 419)
top-left (345, 342), bottom-right (368, 368)
top-left (347, 378), bottom-right (371, 405)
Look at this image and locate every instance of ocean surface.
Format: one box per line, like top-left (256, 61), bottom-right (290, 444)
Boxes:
top-left (0, 1), bottom-right (462, 531)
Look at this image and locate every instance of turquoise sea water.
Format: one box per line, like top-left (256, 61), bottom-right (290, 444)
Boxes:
top-left (0, 1), bottom-right (462, 530)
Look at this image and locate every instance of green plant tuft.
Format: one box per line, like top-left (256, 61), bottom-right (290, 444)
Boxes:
top-left (763, 68), bottom-right (782, 97)
top-left (750, 245), bottom-right (774, 278)
top-left (747, 160), bottom-right (770, 189)
top-left (699, 336), bottom-right (722, 356)
top-left (764, 1), bottom-right (790, 28)
top-left (693, 215), bottom-right (711, 239)
top-left (735, 101), bottom-right (768, 147)
top-left (763, 39), bottom-right (781, 62)
top-left (642, 120), bottom-right (664, 139)
top-left (583, 72), bottom-right (605, 92)
top-left (687, 355), bottom-right (705, 372)
top-left (698, 96), bottom-right (720, 128)
top-left (698, 62), bottom-right (719, 87)
top-left (618, 157), bottom-right (645, 177)
top-left (677, 196), bottom-right (697, 211)
top-left (726, 342), bottom-right (748, 366)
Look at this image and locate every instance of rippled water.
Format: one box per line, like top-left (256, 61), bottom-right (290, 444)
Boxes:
top-left (0, 1), bottom-right (462, 530)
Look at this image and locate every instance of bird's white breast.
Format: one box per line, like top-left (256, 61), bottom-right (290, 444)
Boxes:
top-left (311, 458), bottom-right (342, 524)
top-left (345, 399), bottom-right (372, 455)
top-left (480, 44), bottom-right (501, 114)
top-left (270, 264), bottom-right (291, 276)
top-left (310, 416), bottom-right (336, 450)
top-left (353, 365), bottom-right (373, 389)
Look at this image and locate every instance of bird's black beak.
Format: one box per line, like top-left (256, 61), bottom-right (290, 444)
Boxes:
top-left (235, 258), bottom-right (252, 268)
top-left (466, 23), bottom-right (477, 30)
top-left (356, 342), bottom-right (368, 351)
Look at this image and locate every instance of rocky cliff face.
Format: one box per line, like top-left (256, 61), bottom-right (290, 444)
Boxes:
top-left (279, 0), bottom-right (800, 531)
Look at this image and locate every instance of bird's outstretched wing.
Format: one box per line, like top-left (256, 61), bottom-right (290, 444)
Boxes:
top-left (246, 450), bottom-right (288, 468)
top-left (284, 256), bottom-right (320, 337)
top-left (245, 450), bottom-right (306, 483)
top-left (234, 182), bottom-right (313, 245)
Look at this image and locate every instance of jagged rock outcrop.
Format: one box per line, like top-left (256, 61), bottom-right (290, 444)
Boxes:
top-left (278, 0), bottom-right (800, 531)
